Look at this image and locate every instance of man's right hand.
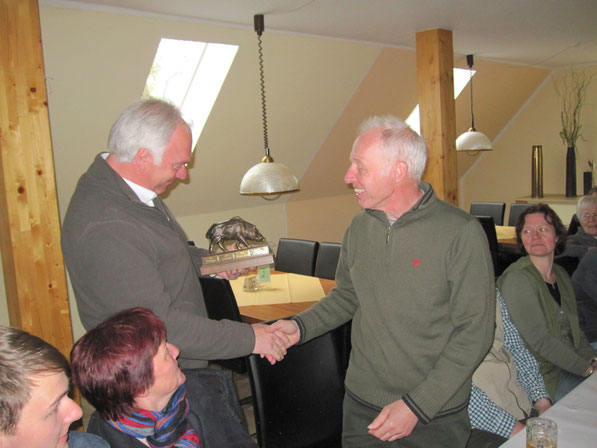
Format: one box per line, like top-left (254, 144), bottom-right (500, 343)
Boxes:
top-left (251, 323), bottom-right (288, 364)
top-left (267, 319), bottom-right (301, 348)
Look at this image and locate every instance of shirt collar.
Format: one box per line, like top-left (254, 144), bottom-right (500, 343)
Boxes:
top-left (102, 152), bottom-right (157, 206)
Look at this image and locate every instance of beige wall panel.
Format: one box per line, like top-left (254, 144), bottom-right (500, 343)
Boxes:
top-left (286, 193), bottom-right (361, 242)
top-left (461, 65), bottom-right (597, 223)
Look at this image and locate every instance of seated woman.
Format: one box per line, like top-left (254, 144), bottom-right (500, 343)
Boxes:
top-left (497, 204), bottom-right (596, 402)
top-left (71, 307), bottom-right (256, 448)
top-left (562, 195), bottom-right (597, 257)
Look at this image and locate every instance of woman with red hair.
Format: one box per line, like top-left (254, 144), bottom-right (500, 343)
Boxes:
top-left (71, 307), bottom-right (256, 447)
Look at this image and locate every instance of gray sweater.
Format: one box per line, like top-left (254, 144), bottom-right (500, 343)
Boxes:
top-left (295, 183), bottom-right (495, 423)
top-left (61, 154), bottom-right (254, 368)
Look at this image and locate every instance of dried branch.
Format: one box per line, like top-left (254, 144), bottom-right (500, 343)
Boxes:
top-left (554, 70), bottom-right (594, 148)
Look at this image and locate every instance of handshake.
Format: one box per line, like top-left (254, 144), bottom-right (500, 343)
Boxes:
top-left (251, 320), bottom-right (301, 364)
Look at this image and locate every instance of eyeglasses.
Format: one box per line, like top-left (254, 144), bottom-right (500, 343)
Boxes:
top-left (521, 226), bottom-right (553, 236)
top-left (581, 212), bottom-right (597, 219)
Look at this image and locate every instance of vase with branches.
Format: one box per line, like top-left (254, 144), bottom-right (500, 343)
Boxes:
top-left (554, 70), bottom-right (594, 197)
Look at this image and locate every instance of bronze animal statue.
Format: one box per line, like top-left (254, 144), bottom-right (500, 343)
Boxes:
top-left (205, 216), bottom-right (266, 252)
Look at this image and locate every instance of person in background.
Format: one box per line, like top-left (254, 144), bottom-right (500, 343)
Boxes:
top-left (61, 98), bottom-right (287, 369)
top-left (269, 115), bottom-right (495, 447)
top-left (498, 204), bottom-right (596, 402)
top-left (562, 195), bottom-right (597, 257)
top-left (0, 325), bottom-right (108, 448)
top-left (467, 290), bottom-right (551, 448)
top-left (572, 249), bottom-right (597, 351)
top-left (71, 307), bottom-right (257, 448)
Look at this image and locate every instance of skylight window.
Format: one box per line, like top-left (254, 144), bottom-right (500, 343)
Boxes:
top-left (143, 38), bottom-right (238, 150)
top-left (405, 68), bottom-right (473, 135)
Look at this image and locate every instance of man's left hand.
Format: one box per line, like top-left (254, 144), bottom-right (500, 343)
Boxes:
top-left (367, 399), bottom-right (418, 442)
top-left (217, 268), bottom-right (251, 280)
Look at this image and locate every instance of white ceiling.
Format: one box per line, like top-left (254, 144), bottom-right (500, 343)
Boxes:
top-left (46, 0), bottom-right (597, 68)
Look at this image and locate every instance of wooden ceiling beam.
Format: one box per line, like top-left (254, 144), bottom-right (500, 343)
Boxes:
top-left (0, 0), bottom-right (73, 357)
top-left (416, 29), bottom-right (458, 205)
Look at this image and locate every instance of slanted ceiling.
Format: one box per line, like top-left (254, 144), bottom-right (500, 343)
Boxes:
top-left (41, 5), bottom-right (549, 219)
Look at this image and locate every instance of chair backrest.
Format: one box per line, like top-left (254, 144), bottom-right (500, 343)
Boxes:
top-left (567, 213), bottom-right (580, 235)
top-left (248, 326), bottom-right (345, 448)
top-left (508, 203), bottom-right (535, 226)
top-left (275, 238), bottom-right (319, 276)
top-left (475, 216), bottom-right (499, 275)
top-left (198, 277), bottom-right (246, 374)
top-left (555, 256), bottom-right (580, 276)
top-left (470, 201), bottom-right (506, 226)
top-left (314, 242), bottom-right (342, 280)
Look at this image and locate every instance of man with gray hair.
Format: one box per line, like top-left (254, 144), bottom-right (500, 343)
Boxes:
top-left (269, 116), bottom-right (495, 447)
top-left (564, 195), bottom-right (597, 257)
top-left (61, 98), bottom-right (287, 369)
top-left (0, 325), bottom-right (108, 448)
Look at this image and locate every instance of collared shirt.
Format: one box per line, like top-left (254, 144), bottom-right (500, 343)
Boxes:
top-left (469, 292), bottom-right (550, 438)
top-left (101, 152), bottom-right (157, 206)
top-left (123, 178), bottom-right (157, 206)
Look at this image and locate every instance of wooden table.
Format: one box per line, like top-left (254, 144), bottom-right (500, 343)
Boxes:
top-left (238, 275), bottom-right (336, 324)
top-left (496, 225), bottom-right (520, 252)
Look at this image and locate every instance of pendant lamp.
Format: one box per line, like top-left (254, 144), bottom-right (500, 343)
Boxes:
top-left (456, 54), bottom-right (492, 152)
top-left (240, 14), bottom-right (299, 197)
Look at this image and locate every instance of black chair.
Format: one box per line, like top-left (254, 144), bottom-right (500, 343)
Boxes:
top-left (555, 256), bottom-right (580, 276)
top-left (475, 216), bottom-right (501, 276)
top-left (470, 201), bottom-right (506, 226)
top-left (248, 326), bottom-right (346, 448)
top-left (314, 242), bottom-right (342, 280)
top-left (198, 277), bottom-right (247, 375)
top-left (508, 203), bottom-right (535, 226)
top-left (275, 238), bottom-right (319, 276)
top-left (567, 214), bottom-right (580, 235)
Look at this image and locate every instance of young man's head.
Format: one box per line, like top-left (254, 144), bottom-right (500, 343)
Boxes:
top-left (0, 326), bottom-right (82, 448)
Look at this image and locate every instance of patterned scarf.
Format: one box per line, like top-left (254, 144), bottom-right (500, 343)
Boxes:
top-left (109, 384), bottom-right (200, 448)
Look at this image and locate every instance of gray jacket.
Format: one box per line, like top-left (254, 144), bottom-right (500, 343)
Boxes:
top-left (61, 154), bottom-right (254, 368)
top-left (562, 227), bottom-right (597, 258)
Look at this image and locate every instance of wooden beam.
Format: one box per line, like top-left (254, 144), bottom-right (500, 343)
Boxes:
top-left (416, 29), bottom-right (458, 205)
top-left (0, 0), bottom-right (73, 358)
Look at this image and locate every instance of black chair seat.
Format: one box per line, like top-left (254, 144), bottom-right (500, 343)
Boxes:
top-left (470, 201), bottom-right (506, 226)
top-left (275, 238), bottom-right (319, 276)
top-left (475, 216), bottom-right (501, 276)
top-left (314, 242), bottom-right (342, 280)
top-left (567, 214), bottom-right (580, 235)
top-left (248, 325), bottom-right (346, 448)
top-left (199, 276), bottom-right (247, 375)
top-left (508, 203), bottom-right (535, 227)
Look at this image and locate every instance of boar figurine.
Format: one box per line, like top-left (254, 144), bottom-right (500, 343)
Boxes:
top-left (205, 216), bottom-right (266, 252)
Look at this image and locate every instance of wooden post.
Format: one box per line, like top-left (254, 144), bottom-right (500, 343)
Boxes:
top-left (416, 29), bottom-right (458, 205)
top-left (0, 0), bottom-right (74, 357)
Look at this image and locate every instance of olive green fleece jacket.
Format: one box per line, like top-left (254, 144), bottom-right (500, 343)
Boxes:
top-left (295, 183), bottom-right (495, 424)
top-left (498, 256), bottom-right (595, 397)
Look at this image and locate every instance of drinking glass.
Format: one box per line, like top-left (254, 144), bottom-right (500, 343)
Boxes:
top-left (526, 417), bottom-right (557, 448)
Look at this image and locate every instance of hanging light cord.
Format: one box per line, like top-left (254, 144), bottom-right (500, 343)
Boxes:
top-left (256, 28), bottom-right (270, 158)
top-left (467, 54), bottom-right (476, 131)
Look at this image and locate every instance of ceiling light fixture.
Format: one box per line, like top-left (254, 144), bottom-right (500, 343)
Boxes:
top-left (240, 14), bottom-right (299, 198)
top-left (456, 54), bottom-right (492, 153)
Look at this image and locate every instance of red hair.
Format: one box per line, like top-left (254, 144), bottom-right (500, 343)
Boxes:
top-left (70, 307), bottom-right (166, 420)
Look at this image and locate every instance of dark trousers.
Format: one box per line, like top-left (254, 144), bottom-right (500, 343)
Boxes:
top-left (342, 392), bottom-right (471, 448)
top-left (465, 429), bottom-right (507, 448)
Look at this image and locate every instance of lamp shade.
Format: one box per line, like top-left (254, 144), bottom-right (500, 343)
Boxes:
top-left (456, 130), bottom-right (493, 151)
top-left (240, 157), bottom-right (299, 195)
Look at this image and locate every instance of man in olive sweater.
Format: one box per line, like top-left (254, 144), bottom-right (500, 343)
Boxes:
top-left (270, 116), bottom-right (495, 447)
